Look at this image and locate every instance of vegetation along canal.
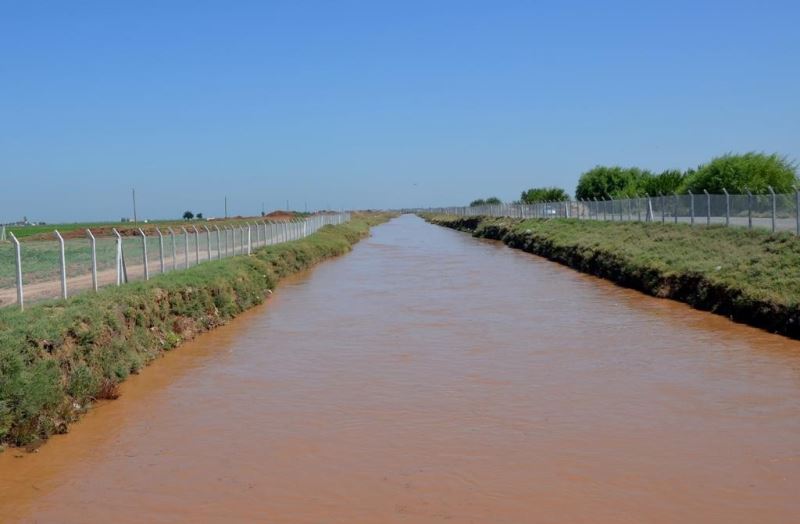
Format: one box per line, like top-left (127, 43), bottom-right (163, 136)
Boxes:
top-left (1, 214), bottom-right (799, 523)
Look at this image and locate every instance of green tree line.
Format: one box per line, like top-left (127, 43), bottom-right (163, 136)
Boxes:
top-left (574, 152), bottom-right (798, 200)
top-left (494, 152), bottom-right (797, 205)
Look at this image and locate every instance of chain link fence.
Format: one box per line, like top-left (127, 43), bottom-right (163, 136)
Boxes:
top-left (0, 213), bottom-right (351, 310)
top-left (421, 190), bottom-right (800, 234)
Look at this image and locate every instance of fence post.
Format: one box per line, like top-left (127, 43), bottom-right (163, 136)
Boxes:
top-left (603, 198), bottom-right (607, 221)
top-left (660, 193), bottom-right (665, 223)
top-left (155, 228), bottom-right (164, 274)
top-left (246, 223), bottom-right (252, 254)
top-left (768, 186), bottom-right (776, 233)
top-left (214, 226), bottom-right (222, 259)
top-left (688, 190), bottom-right (695, 225)
top-left (746, 189), bottom-right (753, 229)
top-left (180, 227), bottom-right (189, 268)
top-left (796, 188), bottom-right (800, 236)
top-left (53, 230), bottom-right (68, 299)
top-left (138, 228), bottom-right (149, 281)
top-left (167, 227), bottom-right (177, 270)
top-left (192, 226), bottom-right (200, 264)
top-left (636, 195), bottom-right (641, 222)
top-left (86, 229), bottom-right (98, 291)
top-left (704, 189), bottom-right (711, 226)
top-left (113, 228), bottom-right (126, 285)
top-left (723, 188), bottom-right (730, 227)
top-left (204, 226), bottom-right (212, 260)
top-left (669, 192), bottom-right (676, 224)
top-left (10, 233), bottom-right (24, 310)
top-left (0, 225), bottom-right (5, 241)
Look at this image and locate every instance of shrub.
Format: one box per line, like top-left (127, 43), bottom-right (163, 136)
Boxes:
top-left (685, 152), bottom-right (798, 194)
top-left (470, 197), bottom-right (502, 207)
top-left (640, 169), bottom-right (689, 196)
top-left (520, 187), bottom-right (570, 203)
top-left (575, 166), bottom-right (652, 199)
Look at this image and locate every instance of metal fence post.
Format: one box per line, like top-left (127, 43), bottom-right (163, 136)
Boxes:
top-left (168, 227), bottom-right (177, 270)
top-left (10, 233), bottom-right (24, 310)
top-left (192, 226), bottom-right (200, 264)
top-left (214, 226), bottom-right (222, 259)
top-left (113, 228), bottom-right (126, 285)
top-left (673, 191), bottom-right (678, 224)
top-left (723, 188), bottom-right (730, 226)
top-left (660, 193), bottom-right (665, 223)
top-left (156, 228), bottom-right (165, 274)
top-left (768, 186), bottom-right (776, 232)
top-left (138, 228), bottom-right (149, 281)
top-left (608, 196), bottom-right (614, 221)
top-left (204, 226), bottom-right (212, 260)
top-left (704, 189), bottom-right (710, 226)
top-left (86, 229), bottom-right (98, 291)
top-left (180, 227), bottom-right (189, 268)
top-left (796, 188), bottom-right (800, 236)
top-left (746, 189), bottom-right (753, 229)
top-left (603, 198), bottom-right (607, 221)
top-left (54, 230), bottom-right (68, 299)
top-left (246, 223), bottom-right (252, 255)
top-left (636, 195), bottom-right (641, 222)
top-left (688, 190), bottom-right (695, 225)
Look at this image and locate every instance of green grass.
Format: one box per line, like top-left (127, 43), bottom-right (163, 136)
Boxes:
top-left (424, 214), bottom-right (800, 336)
top-left (0, 213), bottom-right (392, 448)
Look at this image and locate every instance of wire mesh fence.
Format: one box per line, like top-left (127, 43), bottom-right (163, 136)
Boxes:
top-left (421, 190), bottom-right (800, 234)
top-left (0, 213), bottom-right (351, 309)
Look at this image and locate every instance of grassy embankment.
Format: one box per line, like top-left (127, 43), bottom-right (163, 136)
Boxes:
top-left (0, 213), bottom-right (392, 448)
top-left (423, 214), bottom-right (800, 338)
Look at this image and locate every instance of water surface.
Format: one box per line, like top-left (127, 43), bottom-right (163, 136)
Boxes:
top-left (1, 214), bottom-right (799, 523)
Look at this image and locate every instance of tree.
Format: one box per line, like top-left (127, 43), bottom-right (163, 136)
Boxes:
top-left (183, 211), bottom-right (194, 220)
top-left (575, 166), bottom-right (652, 200)
top-left (196, 212), bottom-right (204, 219)
top-left (684, 152), bottom-right (798, 194)
top-left (520, 187), bottom-right (569, 203)
top-left (469, 197), bottom-right (501, 207)
top-left (640, 169), bottom-right (688, 196)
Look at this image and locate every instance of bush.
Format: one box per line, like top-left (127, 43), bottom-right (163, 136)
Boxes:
top-left (520, 187), bottom-right (570, 203)
top-left (575, 166), bottom-right (652, 199)
top-left (640, 169), bottom-right (689, 196)
top-left (685, 152), bottom-right (797, 194)
top-left (470, 197), bottom-right (502, 207)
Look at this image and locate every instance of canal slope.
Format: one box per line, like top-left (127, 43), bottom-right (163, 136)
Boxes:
top-left (1, 214), bottom-right (799, 523)
top-left (424, 214), bottom-right (800, 339)
top-left (0, 214), bottom-right (391, 448)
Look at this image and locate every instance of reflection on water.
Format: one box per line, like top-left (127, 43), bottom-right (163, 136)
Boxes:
top-left (1, 214), bottom-right (799, 523)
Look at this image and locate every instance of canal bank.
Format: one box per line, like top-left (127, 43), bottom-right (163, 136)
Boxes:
top-left (0, 213), bottom-right (392, 448)
top-left (1, 214), bottom-right (799, 523)
top-left (424, 214), bottom-right (800, 339)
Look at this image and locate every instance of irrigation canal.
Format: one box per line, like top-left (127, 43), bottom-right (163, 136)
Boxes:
top-left (1, 214), bottom-right (799, 523)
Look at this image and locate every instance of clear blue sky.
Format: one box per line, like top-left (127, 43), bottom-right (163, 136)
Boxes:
top-left (2, 0), bottom-right (799, 222)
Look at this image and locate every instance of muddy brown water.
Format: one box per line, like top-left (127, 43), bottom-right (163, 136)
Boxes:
top-left (1, 214), bottom-right (799, 523)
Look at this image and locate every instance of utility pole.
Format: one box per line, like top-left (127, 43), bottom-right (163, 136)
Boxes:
top-left (132, 188), bottom-right (138, 224)
top-left (224, 196), bottom-right (228, 219)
